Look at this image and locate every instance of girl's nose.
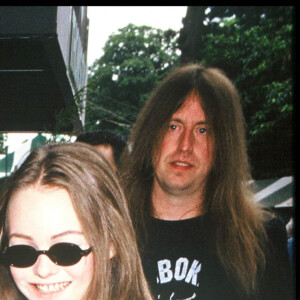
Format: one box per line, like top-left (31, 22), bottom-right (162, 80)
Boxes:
top-left (32, 254), bottom-right (59, 278)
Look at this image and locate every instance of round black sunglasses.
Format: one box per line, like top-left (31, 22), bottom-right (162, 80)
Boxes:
top-left (2, 243), bottom-right (92, 268)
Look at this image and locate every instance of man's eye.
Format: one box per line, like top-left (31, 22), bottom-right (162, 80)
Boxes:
top-left (170, 124), bottom-right (177, 130)
top-left (199, 128), bottom-right (207, 134)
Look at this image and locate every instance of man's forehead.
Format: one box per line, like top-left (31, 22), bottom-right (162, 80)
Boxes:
top-left (172, 94), bottom-right (205, 118)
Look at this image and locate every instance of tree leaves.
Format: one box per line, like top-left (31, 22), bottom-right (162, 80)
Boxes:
top-left (180, 6), bottom-right (293, 178)
top-left (85, 24), bottom-right (180, 135)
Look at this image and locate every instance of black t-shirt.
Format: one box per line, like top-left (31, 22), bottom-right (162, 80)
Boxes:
top-left (141, 215), bottom-right (292, 300)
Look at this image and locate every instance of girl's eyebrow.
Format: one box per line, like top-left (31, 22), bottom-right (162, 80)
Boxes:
top-left (9, 231), bottom-right (84, 241)
top-left (52, 230), bottom-right (84, 240)
top-left (9, 233), bottom-right (32, 240)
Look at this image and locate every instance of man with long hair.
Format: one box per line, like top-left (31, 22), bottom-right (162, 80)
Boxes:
top-left (121, 63), bottom-right (292, 299)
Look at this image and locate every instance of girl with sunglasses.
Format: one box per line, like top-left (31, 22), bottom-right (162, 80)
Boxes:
top-left (0, 142), bottom-right (153, 300)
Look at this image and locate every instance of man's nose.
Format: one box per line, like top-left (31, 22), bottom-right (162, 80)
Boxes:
top-left (178, 129), bottom-right (193, 152)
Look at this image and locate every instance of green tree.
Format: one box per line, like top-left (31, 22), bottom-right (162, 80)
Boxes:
top-left (85, 24), bottom-right (180, 135)
top-left (179, 6), bottom-right (294, 178)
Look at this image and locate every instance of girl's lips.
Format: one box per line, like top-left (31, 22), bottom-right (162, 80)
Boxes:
top-left (33, 281), bottom-right (71, 294)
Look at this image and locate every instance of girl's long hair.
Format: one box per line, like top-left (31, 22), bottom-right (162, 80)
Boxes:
top-left (0, 142), bottom-right (153, 300)
top-left (121, 63), bottom-right (271, 297)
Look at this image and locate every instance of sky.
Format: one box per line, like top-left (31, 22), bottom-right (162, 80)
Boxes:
top-left (87, 6), bottom-right (187, 66)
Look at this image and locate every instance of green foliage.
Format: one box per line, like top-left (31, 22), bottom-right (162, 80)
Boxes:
top-left (250, 79), bottom-right (293, 136)
top-left (201, 7), bottom-right (293, 139)
top-left (85, 24), bottom-right (180, 135)
top-left (180, 6), bottom-right (294, 178)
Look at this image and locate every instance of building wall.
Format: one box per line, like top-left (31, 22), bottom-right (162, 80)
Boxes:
top-left (56, 6), bottom-right (89, 95)
top-left (0, 6), bottom-right (89, 132)
top-left (57, 6), bottom-right (72, 71)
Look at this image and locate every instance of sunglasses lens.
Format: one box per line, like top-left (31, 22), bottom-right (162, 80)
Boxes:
top-left (50, 243), bottom-right (83, 266)
top-left (5, 245), bottom-right (37, 267)
top-left (3, 243), bottom-right (91, 268)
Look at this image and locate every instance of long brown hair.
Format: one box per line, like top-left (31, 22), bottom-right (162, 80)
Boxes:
top-left (121, 63), bottom-right (270, 296)
top-left (0, 142), bottom-right (153, 300)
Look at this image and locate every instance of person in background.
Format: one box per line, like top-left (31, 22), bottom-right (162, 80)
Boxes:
top-left (76, 130), bottom-right (126, 173)
top-left (121, 63), bottom-right (292, 299)
top-left (0, 142), bottom-right (153, 300)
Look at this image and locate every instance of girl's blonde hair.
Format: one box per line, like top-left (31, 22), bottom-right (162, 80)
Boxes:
top-left (0, 142), bottom-right (153, 300)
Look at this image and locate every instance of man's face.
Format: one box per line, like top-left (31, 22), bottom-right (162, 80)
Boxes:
top-left (152, 93), bottom-right (213, 198)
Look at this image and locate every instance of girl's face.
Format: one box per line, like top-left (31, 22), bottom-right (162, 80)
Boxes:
top-left (6, 185), bottom-right (94, 300)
